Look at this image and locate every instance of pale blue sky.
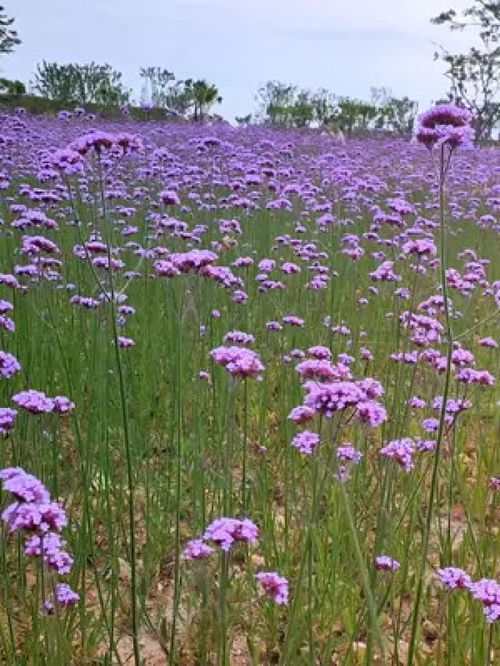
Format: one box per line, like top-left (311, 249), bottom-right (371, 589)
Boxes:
top-left (2, 0), bottom-right (473, 120)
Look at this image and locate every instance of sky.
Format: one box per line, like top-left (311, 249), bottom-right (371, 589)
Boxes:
top-left (2, 0), bottom-right (475, 121)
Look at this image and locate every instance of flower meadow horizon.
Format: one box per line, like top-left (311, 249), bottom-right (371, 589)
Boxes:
top-left (0, 104), bottom-right (498, 662)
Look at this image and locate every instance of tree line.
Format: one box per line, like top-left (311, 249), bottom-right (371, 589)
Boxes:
top-left (247, 82), bottom-right (418, 136)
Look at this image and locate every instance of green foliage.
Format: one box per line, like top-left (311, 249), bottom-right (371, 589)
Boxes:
top-left (139, 66), bottom-right (175, 108)
top-left (310, 88), bottom-right (336, 125)
top-left (432, 1), bottom-right (500, 139)
top-left (255, 81), bottom-right (417, 136)
top-left (32, 61), bottom-right (130, 106)
top-left (372, 88), bottom-right (418, 136)
top-left (331, 98), bottom-right (379, 136)
top-left (235, 113), bottom-right (252, 126)
top-left (189, 79), bottom-right (222, 121)
top-left (140, 68), bottom-right (222, 121)
top-left (0, 93), bottom-right (172, 120)
top-left (0, 4), bottom-right (20, 55)
top-left (256, 81), bottom-right (300, 126)
top-left (0, 77), bottom-right (25, 95)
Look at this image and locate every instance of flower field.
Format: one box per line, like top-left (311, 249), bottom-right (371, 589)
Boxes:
top-left (0, 107), bottom-right (498, 664)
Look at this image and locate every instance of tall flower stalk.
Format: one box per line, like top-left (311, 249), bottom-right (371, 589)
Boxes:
top-left (408, 104), bottom-right (474, 665)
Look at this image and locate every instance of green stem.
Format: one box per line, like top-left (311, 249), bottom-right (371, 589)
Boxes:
top-left (339, 482), bottom-right (387, 663)
top-left (97, 156), bottom-right (141, 665)
top-left (407, 144), bottom-right (454, 666)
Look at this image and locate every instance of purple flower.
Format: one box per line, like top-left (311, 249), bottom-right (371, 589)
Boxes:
top-left (296, 359), bottom-right (352, 382)
top-left (479, 337), bottom-right (497, 349)
top-left (170, 250), bottom-right (218, 273)
top-left (417, 439), bottom-right (436, 452)
top-left (25, 532), bottom-right (74, 574)
top-left (154, 260), bottom-right (181, 277)
top-left (54, 583), bottom-right (80, 607)
top-left (360, 347), bottom-right (374, 361)
top-left (281, 262), bottom-right (300, 275)
top-left (223, 331), bottom-right (255, 346)
top-left (0, 274), bottom-right (20, 289)
top-left (437, 567), bottom-right (472, 590)
top-left (232, 290), bottom-right (248, 305)
top-left (451, 348), bottom-right (475, 367)
top-left (403, 239), bottom-right (437, 256)
top-left (47, 148), bottom-right (85, 175)
top-left (303, 380), bottom-right (361, 417)
top-left (409, 396), bottom-right (426, 409)
top-left (118, 336), bottom-right (135, 348)
top-left (419, 104), bottom-right (472, 129)
top-left (0, 300), bottom-right (14, 314)
top-left (307, 346), bottom-right (332, 360)
top-left (422, 418), bottom-right (440, 434)
top-left (70, 130), bottom-right (115, 155)
top-left (182, 539), bottom-right (214, 560)
top-left (115, 133), bottom-right (143, 154)
top-left (0, 351), bottom-right (21, 378)
top-left (282, 315), bottom-right (305, 327)
top-left (375, 555), bottom-right (400, 571)
top-left (291, 430), bottom-right (320, 454)
top-left (0, 315), bottom-right (15, 333)
top-left (159, 190), bottom-right (181, 206)
top-left (70, 295), bottom-right (101, 309)
top-left (2, 500), bottom-right (67, 534)
top-left (0, 408), bottom-right (17, 434)
top-left (470, 579), bottom-right (500, 623)
top-left (370, 261), bottom-right (401, 282)
top-left (203, 517), bottom-right (259, 551)
top-left (417, 104), bottom-right (474, 148)
top-left (337, 444), bottom-right (363, 463)
top-left (258, 259), bottom-right (275, 272)
top-left (256, 571), bottom-right (289, 604)
top-left (12, 390), bottom-right (54, 414)
top-left (52, 396), bottom-right (75, 414)
top-left (210, 346), bottom-right (265, 380)
top-left (356, 401), bottom-right (388, 427)
top-left (1, 468), bottom-right (50, 503)
top-left (456, 368), bottom-right (495, 386)
top-left (288, 405), bottom-right (315, 424)
top-left (380, 439), bottom-right (415, 472)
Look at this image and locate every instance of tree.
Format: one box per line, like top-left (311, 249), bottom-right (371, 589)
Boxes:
top-left (189, 80), bottom-right (222, 121)
top-left (0, 77), bottom-right (25, 95)
top-left (164, 79), bottom-right (195, 116)
top-left (138, 69), bottom-right (222, 120)
top-left (256, 81), bottom-right (297, 125)
top-left (33, 62), bottom-right (130, 106)
top-left (255, 81), bottom-right (414, 134)
top-left (311, 88), bottom-right (336, 126)
top-left (256, 82), bottom-right (335, 128)
top-left (139, 66), bottom-right (175, 107)
top-left (329, 98), bottom-right (378, 136)
top-left (235, 114), bottom-right (252, 126)
top-left (0, 5), bottom-right (20, 55)
top-left (289, 90), bottom-right (315, 128)
top-left (432, 1), bottom-right (500, 139)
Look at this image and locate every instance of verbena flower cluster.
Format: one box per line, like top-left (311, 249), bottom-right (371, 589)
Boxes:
top-left (437, 567), bottom-right (499, 623)
top-left (0, 467), bottom-right (78, 610)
